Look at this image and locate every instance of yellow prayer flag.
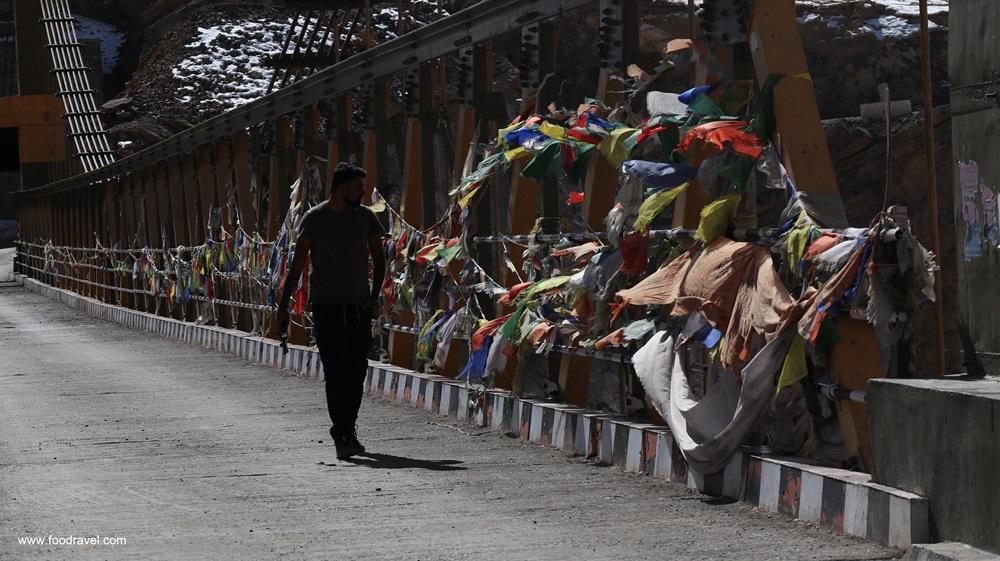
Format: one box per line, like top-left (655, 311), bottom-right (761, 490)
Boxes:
top-left (539, 121), bottom-right (568, 140)
top-left (695, 193), bottom-right (742, 243)
top-left (503, 146), bottom-right (529, 162)
top-left (633, 183), bottom-right (689, 234)
top-left (597, 127), bottom-right (639, 169)
top-left (498, 123), bottom-right (521, 147)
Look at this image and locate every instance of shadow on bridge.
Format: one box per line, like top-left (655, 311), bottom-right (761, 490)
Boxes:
top-left (337, 452), bottom-right (466, 471)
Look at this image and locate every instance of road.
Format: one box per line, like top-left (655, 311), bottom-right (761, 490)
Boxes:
top-left (0, 287), bottom-right (898, 561)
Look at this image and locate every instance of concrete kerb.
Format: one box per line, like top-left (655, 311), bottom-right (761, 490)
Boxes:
top-left (903, 543), bottom-right (1000, 561)
top-left (16, 274), bottom-right (929, 550)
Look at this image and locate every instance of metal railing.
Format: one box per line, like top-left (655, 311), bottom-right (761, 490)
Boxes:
top-left (39, 0), bottom-right (115, 172)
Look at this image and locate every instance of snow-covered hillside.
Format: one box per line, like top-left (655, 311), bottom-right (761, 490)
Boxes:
top-left (798, 12), bottom-right (940, 39)
top-left (799, 0), bottom-right (948, 16)
top-left (170, 2), bottom-right (450, 113)
top-left (172, 18), bottom-right (325, 110)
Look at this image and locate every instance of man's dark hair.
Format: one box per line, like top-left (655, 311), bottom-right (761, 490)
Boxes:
top-left (331, 162), bottom-right (367, 190)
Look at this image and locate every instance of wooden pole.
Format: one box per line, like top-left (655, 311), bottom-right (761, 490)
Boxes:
top-left (749, 0), bottom-right (839, 198)
top-left (688, 0), bottom-right (696, 39)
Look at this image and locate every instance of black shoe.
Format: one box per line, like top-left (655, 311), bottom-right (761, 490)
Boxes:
top-left (333, 433), bottom-right (360, 460)
top-left (349, 429), bottom-right (366, 455)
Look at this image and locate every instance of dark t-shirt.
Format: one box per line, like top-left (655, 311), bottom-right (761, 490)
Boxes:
top-left (298, 202), bottom-right (385, 306)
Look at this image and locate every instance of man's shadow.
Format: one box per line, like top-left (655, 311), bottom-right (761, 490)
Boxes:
top-left (337, 452), bottom-right (466, 471)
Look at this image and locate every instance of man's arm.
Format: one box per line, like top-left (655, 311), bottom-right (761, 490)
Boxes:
top-left (367, 234), bottom-right (385, 310)
top-left (277, 237), bottom-right (312, 330)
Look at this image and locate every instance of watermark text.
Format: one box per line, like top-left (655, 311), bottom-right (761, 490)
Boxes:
top-left (17, 534), bottom-right (126, 546)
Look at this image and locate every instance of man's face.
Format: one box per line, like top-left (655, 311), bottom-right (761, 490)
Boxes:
top-left (341, 177), bottom-right (365, 207)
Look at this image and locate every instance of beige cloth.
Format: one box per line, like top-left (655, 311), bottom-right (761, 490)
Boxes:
top-left (617, 238), bottom-right (795, 372)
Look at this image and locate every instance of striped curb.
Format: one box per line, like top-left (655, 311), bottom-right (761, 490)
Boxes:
top-left (17, 275), bottom-right (929, 549)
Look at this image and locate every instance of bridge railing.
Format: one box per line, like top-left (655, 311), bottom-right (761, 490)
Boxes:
top-left (14, 0), bottom-right (643, 373)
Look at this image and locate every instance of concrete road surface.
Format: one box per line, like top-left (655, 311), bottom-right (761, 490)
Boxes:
top-left (0, 287), bottom-right (898, 561)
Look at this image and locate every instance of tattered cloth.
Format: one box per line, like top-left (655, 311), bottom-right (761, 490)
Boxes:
top-left (616, 238), bottom-right (795, 373)
top-left (633, 329), bottom-right (794, 474)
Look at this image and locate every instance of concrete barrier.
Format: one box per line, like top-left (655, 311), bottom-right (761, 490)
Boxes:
top-left (903, 543), bottom-right (1000, 561)
top-left (870, 378), bottom-right (1000, 554)
top-left (0, 247), bottom-right (13, 282)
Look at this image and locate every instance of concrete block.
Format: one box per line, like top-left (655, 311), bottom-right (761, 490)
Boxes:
top-left (859, 100), bottom-right (912, 119)
top-left (870, 378), bottom-right (1000, 553)
top-left (529, 403), bottom-right (543, 443)
top-left (653, 432), bottom-right (673, 479)
top-left (624, 428), bottom-right (644, 473)
top-left (759, 460), bottom-right (782, 513)
top-left (491, 395), bottom-right (508, 432)
top-left (423, 381), bottom-right (435, 412)
top-left (903, 543), bottom-right (1000, 561)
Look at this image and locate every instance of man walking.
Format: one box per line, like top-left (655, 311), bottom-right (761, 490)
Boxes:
top-left (277, 163), bottom-right (386, 460)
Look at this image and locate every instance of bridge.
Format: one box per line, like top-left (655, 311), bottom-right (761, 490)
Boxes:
top-left (3, 0), bottom-right (947, 558)
top-left (0, 284), bottom-right (897, 559)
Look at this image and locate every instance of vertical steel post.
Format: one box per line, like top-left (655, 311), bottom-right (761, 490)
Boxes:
top-left (919, 0), bottom-right (945, 376)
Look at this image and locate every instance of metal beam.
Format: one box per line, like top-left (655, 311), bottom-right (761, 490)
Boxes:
top-left (19, 0), bottom-right (594, 199)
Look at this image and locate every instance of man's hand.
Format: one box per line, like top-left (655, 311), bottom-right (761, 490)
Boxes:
top-left (366, 296), bottom-right (381, 341)
top-left (276, 305), bottom-right (290, 334)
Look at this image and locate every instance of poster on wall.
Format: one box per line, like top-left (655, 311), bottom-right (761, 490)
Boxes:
top-left (960, 161), bottom-right (984, 261)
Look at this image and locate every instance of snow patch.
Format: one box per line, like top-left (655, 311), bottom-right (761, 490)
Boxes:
top-left (797, 13), bottom-right (845, 28)
top-left (857, 14), bottom-right (936, 40)
top-left (172, 17), bottom-right (332, 111)
top-left (869, 0), bottom-right (948, 16)
top-left (75, 15), bottom-right (124, 74)
top-left (796, 0), bottom-right (948, 15)
top-left (372, 2), bottom-right (450, 41)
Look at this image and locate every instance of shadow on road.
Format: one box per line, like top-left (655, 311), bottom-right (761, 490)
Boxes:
top-left (339, 452), bottom-right (467, 471)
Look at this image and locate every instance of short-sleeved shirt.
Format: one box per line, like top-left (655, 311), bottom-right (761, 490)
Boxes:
top-left (298, 202), bottom-right (385, 306)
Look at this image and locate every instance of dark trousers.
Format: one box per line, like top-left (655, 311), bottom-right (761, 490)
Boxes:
top-left (312, 303), bottom-right (371, 435)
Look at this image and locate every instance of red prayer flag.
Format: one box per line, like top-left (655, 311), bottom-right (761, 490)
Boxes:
top-left (677, 120), bottom-right (764, 160)
top-left (619, 232), bottom-right (650, 277)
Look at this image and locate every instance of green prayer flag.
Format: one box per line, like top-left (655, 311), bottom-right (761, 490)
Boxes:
top-left (718, 156), bottom-right (755, 189)
top-left (521, 140), bottom-right (562, 182)
top-left (499, 302), bottom-right (528, 341)
top-left (520, 276), bottom-right (571, 301)
top-left (688, 94), bottom-right (724, 118)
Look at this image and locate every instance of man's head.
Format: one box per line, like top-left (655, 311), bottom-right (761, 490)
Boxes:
top-left (330, 163), bottom-right (367, 207)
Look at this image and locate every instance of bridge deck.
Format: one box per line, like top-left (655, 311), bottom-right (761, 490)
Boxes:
top-left (0, 287), bottom-right (894, 560)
